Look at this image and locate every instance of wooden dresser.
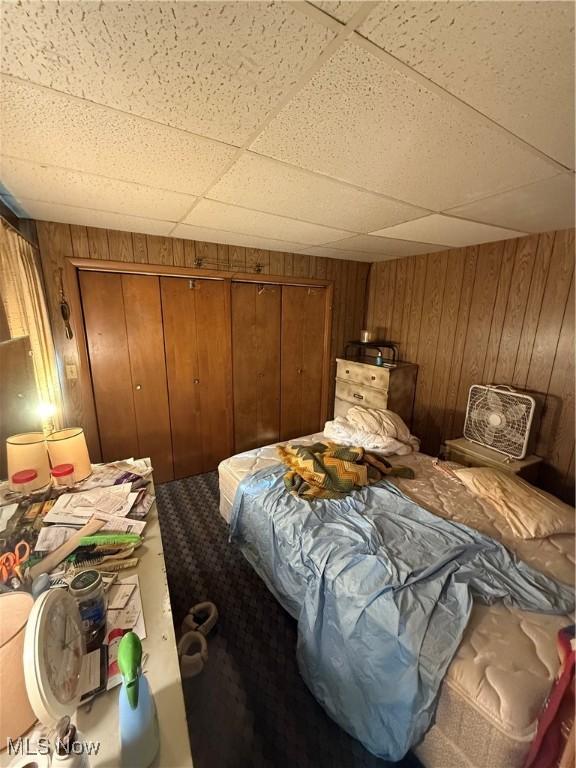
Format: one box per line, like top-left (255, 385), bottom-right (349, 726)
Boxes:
top-left (335, 358), bottom-right (417, 427)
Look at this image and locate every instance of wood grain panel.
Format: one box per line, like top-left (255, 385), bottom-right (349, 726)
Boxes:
top-left (87, 227), bottom-right (110, 261)
top-left (493, 235), bottom-right (538, 382)
top-left (412, 251), bottom-right (448, 450)
top-left (512, 231), bottom-right (555, 388)
top-left (79, 271), bottom-right (138, 461)
top-left (366, 230), bottom-right (575, 502)
top-left (281, 286), bottom-right (327, 440)
top-left (482, 238), bottom-right (516, 383)
top-left (160, 277), bottom-right (233, 477)
top-left (194, 279), bottom-right (234, 472)
top-left (232, 283), bottom-right (281, 452)
top-left (121, 275), bottom-right (174, 483)
top-left (160, 276), bottom-right (203, 478)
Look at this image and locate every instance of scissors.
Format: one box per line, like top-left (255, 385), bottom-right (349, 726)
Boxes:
top-left (0, 540), bottom-right (31, 582)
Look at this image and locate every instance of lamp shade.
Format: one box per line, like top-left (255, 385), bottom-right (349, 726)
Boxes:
top-left (6, 432), bottom-right (51, 491)
top-left (0, 592), bottom-right (37, 745)
top-left (46, 428), bottom-right (92, 482)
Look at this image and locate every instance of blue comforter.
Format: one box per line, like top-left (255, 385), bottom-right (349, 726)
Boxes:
top-left (230, 465), bottom-right (574, 760)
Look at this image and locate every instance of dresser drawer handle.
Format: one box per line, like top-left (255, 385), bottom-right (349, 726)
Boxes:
top-left (353, 393), bottom-right (364, 400)
top-left (371, 375), bottom-right (376, 380)
top-left (345, 369), bottom-right (350, 374)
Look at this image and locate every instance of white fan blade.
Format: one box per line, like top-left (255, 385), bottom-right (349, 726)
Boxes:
top-left (503, 427), bottom-right (523, 444)
top-left (506, 403), bottom-right (526, 421)
top-left (487, 390), bottom-right (502, 410)
top-left (484, 427), bottom-right (496, 444)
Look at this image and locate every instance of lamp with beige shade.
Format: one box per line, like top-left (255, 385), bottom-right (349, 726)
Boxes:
top-left (45, 428), bottom-right (92, 483)
top-left (6, 432), bottom-right (51, 491)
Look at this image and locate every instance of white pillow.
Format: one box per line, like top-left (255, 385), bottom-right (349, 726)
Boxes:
top-left (454, 467), bottom-right (575, 539)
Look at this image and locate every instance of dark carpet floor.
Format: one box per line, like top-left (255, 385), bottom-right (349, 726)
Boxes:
top-left (156, 472), bottom-right (422, 768)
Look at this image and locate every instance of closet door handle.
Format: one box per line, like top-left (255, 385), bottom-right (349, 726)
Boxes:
top-left (135, 384), bottom-right (142, 391)
top-left (297, 368), bottom-right (303, 375)
top-left (193, 378), bottom-right (200, 385)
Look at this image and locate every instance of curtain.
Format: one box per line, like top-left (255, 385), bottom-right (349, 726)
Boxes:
top-left (0, 219), bottom-right (63, 428)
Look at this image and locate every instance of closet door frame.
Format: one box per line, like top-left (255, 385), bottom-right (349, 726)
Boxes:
top-left (65, 257), bottom-right (333, 462)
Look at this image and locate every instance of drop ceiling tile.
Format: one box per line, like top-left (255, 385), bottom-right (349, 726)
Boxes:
top-left (309, 2), bottom-right (369, 23)
top-left (0, 157), bottom-right (196, 222)
top-left (251, 41), bottom-right (559, 210)
top-left (208, 152), bottom-right (428, 231)
top-left (15, 199), bottom-right (174, 236)
top-left (372, 214), bottom-right (525, 247)
top-left (1, 2), bottom-right (336, 146)
top-left (185, 199), bottom-right (351, 245)
top-left (0, 78), bottom-right (237, 195)
top-left (447, 174), bottom-right (576, 234)
top-left (171, 223), bottom-right (305, 254)
top-left (358, 1), bottom-right (575, 168)
top-left (324, 234), bottom-right (447, 258)
top-left (299, 245), bottom-right (379, 262)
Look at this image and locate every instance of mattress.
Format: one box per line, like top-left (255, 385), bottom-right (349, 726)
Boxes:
top-left (218, 436), bottom-right (575, 768)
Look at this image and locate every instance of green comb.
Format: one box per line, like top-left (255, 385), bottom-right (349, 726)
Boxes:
top-left (79, 533), bottom-right (143, 547)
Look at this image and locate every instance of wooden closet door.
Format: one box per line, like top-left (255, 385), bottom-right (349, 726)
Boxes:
top-left (80, 272), bottom-right (174, 482)
top-left (232, 283), bottom-right (281, 452)
top-left (281, 286), bottom-right (327, 441)
top-left (161, 277), bottom-right (233, 477)
top-left (80, 271), bottom-right (139, 462)
top-left (121, 275), bottom-right (173, 482)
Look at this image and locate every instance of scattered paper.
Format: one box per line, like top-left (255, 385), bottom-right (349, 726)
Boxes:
top-left (97, 514), bottom-right (146, 534)
top-left (0, 502), bottom-right (18, 533)
top-left (107, 583), bottom-right (136, 610)
top-left (105, 574), bottom-right (146, 689)
top-left (79, 649), bottom-right (103, 696)
top-left (34, 525), bottom-right (76, 552)
top-left (43, 485), bottom-right (138, 525)
top-left (78, 458), bottom-right (153, 491)
top-left (129, 488), bottom-right (155, 520)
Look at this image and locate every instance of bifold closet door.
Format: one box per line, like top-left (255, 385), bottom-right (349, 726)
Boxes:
top-left (80, 272), bottom-right (174, 482)
top-left (161, 277), bottom-right (233, 478)
top-left (232, 282), bottom-right (281, 452)
top-left (281, 286), bottom-right (327, 441)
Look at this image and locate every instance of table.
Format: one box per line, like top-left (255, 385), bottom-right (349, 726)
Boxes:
top-left (443, 437), bottom-right (542, 483)
top-left (1, 482), bottom-right (193, 767)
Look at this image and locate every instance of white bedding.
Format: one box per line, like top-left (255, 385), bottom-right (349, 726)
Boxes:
top-left (323, 406), bottom-right (420, 455)
top-left (218, 435), bottom-right (574, 768)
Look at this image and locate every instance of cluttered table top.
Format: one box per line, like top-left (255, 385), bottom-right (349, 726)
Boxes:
top-left (0, 458), bottom-right (193, 767)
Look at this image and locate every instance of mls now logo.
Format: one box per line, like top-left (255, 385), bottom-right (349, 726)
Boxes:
top-left (7, 737), bottom-right (102, 756)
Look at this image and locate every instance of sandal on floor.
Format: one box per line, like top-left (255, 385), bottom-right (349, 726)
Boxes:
top-left (182, 601), bottom-right (219, 637)
top-left (178, 630), bottom-right (208, 678)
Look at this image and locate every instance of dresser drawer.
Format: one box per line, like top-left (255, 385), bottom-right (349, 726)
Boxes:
top-left (335, 380), bottom-right (389, 410)
top-left (336, 359), bottom-right (390, 390)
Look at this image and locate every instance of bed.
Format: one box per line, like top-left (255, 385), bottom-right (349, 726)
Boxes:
top-left (218, 434), bottom-right (574, 768)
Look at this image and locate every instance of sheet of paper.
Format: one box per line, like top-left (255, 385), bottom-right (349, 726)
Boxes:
top-left (43, 486), bottom-right (138, 525)
top-left (34, 525), bottom-right (76, 552)
top-left (78, 458), bottom-right (153, 491)
top-left (106, 575), bottom-right (145, 637)
top-left (79, 648), bottom-right (103, 696)
top-left (107, 583), bottom-right (136, 610)
top-left (0, 502), bottom-right (18, 532)
top-left (98, 514), bottom-right (146, 534)
top-left (105, 574), bottom-right (146, 689)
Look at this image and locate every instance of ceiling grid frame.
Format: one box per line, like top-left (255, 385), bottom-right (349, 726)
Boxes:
top-left (0, 0), bottom-right (573, 259)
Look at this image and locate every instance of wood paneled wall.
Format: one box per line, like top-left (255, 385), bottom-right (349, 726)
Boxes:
top-left (366, 229), bottom-right (575, 502)
top-left (35, 221), bottom-right (369, 462)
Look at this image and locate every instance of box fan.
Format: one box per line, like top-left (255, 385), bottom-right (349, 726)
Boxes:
top-left (463, 384), bottom-right (539, 460)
